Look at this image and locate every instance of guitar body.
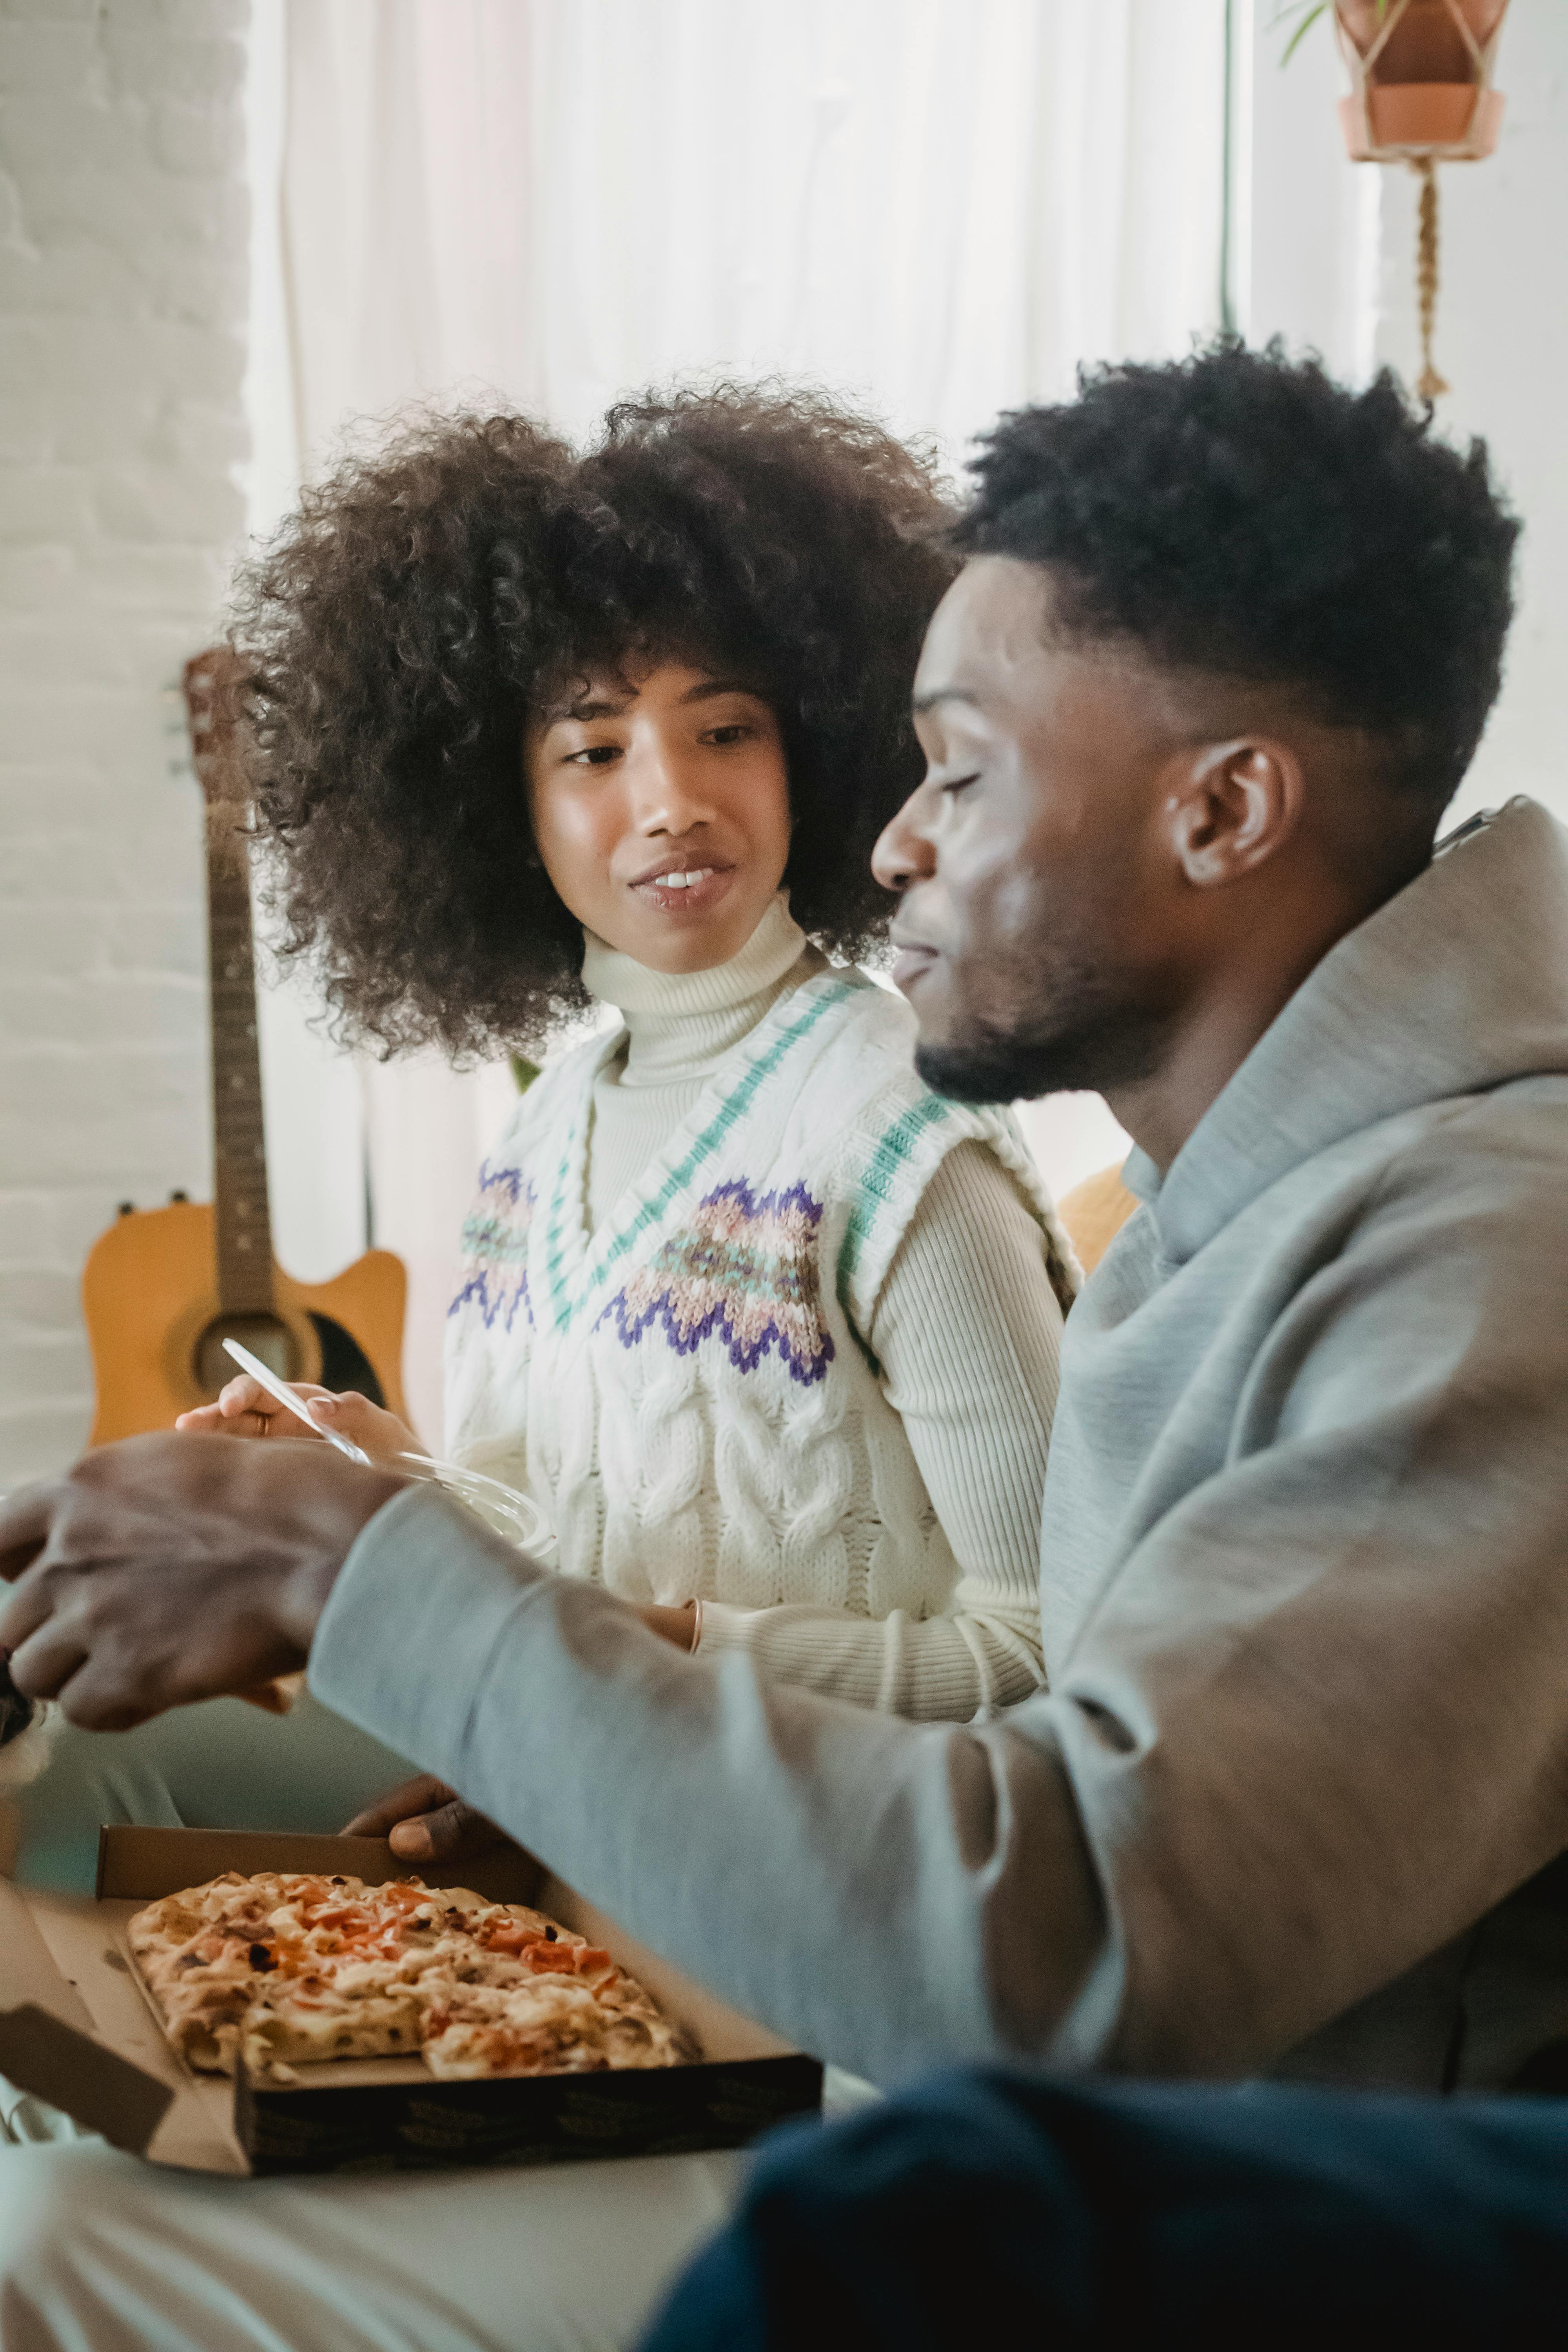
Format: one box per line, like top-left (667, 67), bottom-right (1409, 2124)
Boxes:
top-left (83, 650), bottom-right (412, 1452)
top-left (84, 1200), bottom-right (409, 1445)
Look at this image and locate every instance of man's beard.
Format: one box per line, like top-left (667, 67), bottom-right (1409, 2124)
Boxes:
top-left (914, 962), bottom-right (1171, 1106)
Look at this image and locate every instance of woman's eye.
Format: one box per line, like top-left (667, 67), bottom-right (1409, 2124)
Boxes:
top-left (564, 744), bottom-right (620, 768)
top-left (940, 770), bottom-right (981, 798)
top-left (704, 724), bottom-right (751, 746)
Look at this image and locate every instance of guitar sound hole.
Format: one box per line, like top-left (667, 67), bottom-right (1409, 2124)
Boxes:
top-left (307, 1313), bottom-right (386, 1409)
top-left (192, 1313), bottom-right (300, 1398)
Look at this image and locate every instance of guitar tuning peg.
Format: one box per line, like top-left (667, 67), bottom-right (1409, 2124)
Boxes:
top-left (118, 1201), bottom-right (134, 1216)
top-left (169, 1189), bottom-right (189, 1203)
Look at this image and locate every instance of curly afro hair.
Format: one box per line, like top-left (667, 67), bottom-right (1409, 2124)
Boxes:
top-left (955, 340), bottom-right (1519, 816)
top-left (235, 386), bottom-right (956, 1057)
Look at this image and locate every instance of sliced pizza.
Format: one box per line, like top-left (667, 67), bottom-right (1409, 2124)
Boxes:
top-left (127, 1871), bottom-right (689, 2084)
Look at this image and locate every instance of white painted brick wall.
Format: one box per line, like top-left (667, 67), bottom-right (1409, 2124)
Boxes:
top-left (0, 0), bottom-right (249, 1486)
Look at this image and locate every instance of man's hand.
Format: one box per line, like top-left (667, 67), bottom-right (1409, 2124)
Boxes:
top-left (0, 1432), bottom-right (408, 1731)
top-left (345, 1775), bottom-right (540, 1893)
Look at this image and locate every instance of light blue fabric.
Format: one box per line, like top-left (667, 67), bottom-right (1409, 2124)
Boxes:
top-left (6, 1690), bottom-right (416, 1895)
top-left (0, 2136), bottom-right (741, 2347)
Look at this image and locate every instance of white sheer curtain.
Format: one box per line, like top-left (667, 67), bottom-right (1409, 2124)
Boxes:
top-left (247, 0), bottom-right (1230, 1441)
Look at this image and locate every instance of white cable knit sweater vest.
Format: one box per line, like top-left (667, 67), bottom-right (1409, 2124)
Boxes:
top-left (445, 965), bottom-right (1066, 1630)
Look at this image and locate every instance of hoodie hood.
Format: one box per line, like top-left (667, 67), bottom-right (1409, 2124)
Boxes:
top-left (1127, 798), bottom-right (1568, 1264)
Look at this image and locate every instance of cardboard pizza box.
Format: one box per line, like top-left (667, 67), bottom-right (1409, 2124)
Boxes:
top-left (0, 1824), bottom-right (822, 2177)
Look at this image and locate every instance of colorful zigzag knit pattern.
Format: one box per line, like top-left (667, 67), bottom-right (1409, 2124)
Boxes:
top-left (598, 1178), bottom-right (835, 1387)
top-left (450, 1162), bottom-right (535, 1332)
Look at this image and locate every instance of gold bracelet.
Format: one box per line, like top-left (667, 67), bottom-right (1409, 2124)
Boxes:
top-left (688, 1596), bottom-right (704, 1654)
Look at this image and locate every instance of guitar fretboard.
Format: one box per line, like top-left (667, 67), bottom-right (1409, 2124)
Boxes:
top-left (184, 649), bottom-right (276, 1317)
top-left (205, 803), bottom-right (275, 1312)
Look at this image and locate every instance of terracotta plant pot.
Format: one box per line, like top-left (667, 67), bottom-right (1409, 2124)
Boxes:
top-left (1334, 0), bottom-right (1511, 161)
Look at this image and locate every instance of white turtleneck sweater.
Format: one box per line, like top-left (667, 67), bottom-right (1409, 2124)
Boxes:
top-left (572, 898), bottom-right (1063, 1717)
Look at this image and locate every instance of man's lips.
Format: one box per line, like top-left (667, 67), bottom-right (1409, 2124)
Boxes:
top-left (890, 939), bottom-right (939, 995)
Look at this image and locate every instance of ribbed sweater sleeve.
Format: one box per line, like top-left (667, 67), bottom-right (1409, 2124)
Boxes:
top-left (697, 1140), bottom-right (1061, 1717)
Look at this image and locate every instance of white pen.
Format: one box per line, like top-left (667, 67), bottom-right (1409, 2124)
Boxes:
top-left (220, 1337), bottom-right (372, 1465)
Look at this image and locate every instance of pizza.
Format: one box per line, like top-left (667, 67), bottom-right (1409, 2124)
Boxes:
top-left (127, 1871), bottom-right (689, 2083)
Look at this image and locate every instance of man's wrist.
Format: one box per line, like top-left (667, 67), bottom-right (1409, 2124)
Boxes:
top-left (277, 1470), bottom-right (410, 1655)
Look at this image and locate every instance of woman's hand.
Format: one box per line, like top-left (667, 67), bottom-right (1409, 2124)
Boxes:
top-left (176, 1378), bottom-right (416, 1464)
top-left (634, 1599), bottom-right (701, 1653)
top-left (345, 1774), bottom-right (542, 1893)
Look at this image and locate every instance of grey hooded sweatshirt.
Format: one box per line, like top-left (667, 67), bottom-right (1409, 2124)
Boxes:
top-left (313, 796), bottom-right (1568, 2091)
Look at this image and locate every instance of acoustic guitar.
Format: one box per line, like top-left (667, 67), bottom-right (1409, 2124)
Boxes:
top-left (83, 650), bottom-right (410, 1443)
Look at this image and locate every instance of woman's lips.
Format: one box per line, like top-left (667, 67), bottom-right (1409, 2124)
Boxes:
top-left (630, 864), bottom-right (736, 916)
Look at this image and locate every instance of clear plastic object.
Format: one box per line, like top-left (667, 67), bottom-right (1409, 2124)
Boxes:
top-left (212, 1343), bottom-right (551, 1553)
top-left (392, 1454), bottom-right (552, 1556)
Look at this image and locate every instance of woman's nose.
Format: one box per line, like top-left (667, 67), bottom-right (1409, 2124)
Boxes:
top-left (629, 743), bottom-right (711, 835)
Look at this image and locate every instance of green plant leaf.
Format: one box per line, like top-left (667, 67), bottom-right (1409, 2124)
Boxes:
top-left (1277, 2), bottom-right (1329, 66)
top-left (1276, 0), bottom-right (1391, 61)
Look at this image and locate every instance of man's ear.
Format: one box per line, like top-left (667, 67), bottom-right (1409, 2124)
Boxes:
top-left (1161, 737), bottom-right (1305, 888)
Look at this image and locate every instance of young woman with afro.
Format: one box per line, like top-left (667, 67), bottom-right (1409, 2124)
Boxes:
top-left (184, 386), bottom-right (1077, 1729)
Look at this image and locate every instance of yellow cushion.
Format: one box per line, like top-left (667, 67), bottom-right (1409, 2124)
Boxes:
top-left (1057, 1161), bottom-right (1138, 1277)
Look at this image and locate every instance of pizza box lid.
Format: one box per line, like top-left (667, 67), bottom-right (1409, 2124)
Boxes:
top-left (0, 1824), bottom-right (820, 2175)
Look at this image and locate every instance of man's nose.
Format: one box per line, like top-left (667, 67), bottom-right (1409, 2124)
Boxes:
top-left (871, 789), bottom-right (937, 895)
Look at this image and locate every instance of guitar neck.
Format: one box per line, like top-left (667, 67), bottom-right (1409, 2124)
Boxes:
top-left (185, 649), bottom-right (276, 1316)
top-left (205, 805), bottom-right (275, 1312)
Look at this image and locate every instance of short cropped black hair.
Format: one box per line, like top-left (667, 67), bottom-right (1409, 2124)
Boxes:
top-left (955, 341), bottom-right (1519, 810)
top-left (236, 388), bottom-right (955, 1057)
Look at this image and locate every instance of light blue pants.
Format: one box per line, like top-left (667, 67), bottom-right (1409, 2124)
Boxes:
top-left (5, 1689), bottom-right (418, 1894)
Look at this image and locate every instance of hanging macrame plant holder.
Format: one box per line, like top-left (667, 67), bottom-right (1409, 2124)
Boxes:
top-left (1331, 0), bottom-right (1511, 399)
